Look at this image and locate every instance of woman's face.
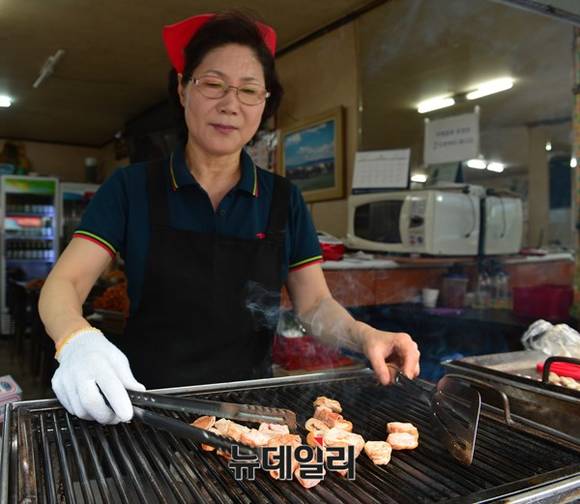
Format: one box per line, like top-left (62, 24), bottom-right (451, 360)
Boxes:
top-left (178, 44), bottom-right (267, 157)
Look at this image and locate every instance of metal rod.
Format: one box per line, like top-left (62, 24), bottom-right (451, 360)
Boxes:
top-left (9, 417), bottom-right (17, 504)
top-left (93, 424), bottom-right (133, 504)
top-left (0, 405), bottom-right (12, 504)
top-left (65, 413), bottom-right (96, 504)
top-left (39, 414), bottom-right (57, 504)
top-left (16, 408), bottom-right (37, 503)
top-left (159, 420), bottom-right (236, 504)
top-left (146, 426), bottom-right (208, 502)
top-left (79, 421), bottom-right (114, 503)
top-left (119, 423), bottom-right (170, 504)
top-left (110, 427), bottom-right (149, 503)
top-left (132, 422), bottom-right (190, 504)
top-left (51, 412), bottom-right (76, 503)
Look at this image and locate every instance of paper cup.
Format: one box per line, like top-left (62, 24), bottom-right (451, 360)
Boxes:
top-left (422, 288), bottom-right (439, 308)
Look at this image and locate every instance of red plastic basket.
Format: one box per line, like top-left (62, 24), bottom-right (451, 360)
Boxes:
top-left (272, 335), bottom-right (354, 371)
top-left (512, 285), bottom-right (573, 321)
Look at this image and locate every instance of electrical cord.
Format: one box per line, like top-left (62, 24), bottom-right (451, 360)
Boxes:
top-left (499, 196), bottom-right (506, 238)
top-left (465, 194), bottom-right (477, 238)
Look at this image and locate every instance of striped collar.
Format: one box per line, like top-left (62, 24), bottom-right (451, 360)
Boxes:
top-left (169, 147), bottom-right (258, 197)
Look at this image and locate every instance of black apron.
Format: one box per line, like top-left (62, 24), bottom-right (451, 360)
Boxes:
top-left (116, 160), bottom-right (290, 389)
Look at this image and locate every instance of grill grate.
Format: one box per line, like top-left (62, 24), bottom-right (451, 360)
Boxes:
top-left (2, 372), bottom-right (580, 503)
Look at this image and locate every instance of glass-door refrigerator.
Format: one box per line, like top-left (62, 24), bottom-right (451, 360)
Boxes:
top-left (59, 182), bottom-right (99, 249)
top-left (0, 176), bottom-right (59, 335)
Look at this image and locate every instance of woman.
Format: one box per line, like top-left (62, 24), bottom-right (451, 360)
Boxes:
top-left (39, 12), bottom-right (420, 425)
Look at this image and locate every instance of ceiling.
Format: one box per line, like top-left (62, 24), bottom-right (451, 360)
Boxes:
top-left (0, 0), bottom-right (577, 150)
top-left (0, 0), bottom-right (375, 146)
top-left (359, 0), bottom-right (575, 168)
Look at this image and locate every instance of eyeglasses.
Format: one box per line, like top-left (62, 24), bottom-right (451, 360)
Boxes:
top-left (191, 76), bottom-right (270, 106)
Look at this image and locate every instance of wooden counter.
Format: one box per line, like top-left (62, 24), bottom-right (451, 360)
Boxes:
top-left (282, 253), bottom-right (575, 308)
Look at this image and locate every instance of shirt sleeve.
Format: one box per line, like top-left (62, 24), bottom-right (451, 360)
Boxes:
top-left (73, 168), bottom-right (128, 258)
top-left (287, 183), bottom-right (322, 271)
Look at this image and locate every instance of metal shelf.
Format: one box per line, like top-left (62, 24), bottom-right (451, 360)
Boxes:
top-left (5, 213), bottom-right (54, 218)
top-left (3, 235), bottom-right (54, 240)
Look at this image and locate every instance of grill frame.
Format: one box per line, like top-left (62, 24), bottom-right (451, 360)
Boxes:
top-left (443, 357), bottom-right (580, 449)
top-left (2, 368), bottom-right (580, 504)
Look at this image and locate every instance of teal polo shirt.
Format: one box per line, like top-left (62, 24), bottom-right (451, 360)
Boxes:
top-left (75, 147), bottom-right (322, 314)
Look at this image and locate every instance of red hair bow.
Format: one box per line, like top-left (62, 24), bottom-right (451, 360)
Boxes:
top-left (163, 13), bottom-right (277, 73)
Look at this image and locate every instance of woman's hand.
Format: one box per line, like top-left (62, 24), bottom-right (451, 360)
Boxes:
top-left (52, 329), bottom-right (145, 424)
top-left (357, 322), bottom-right (420, 384)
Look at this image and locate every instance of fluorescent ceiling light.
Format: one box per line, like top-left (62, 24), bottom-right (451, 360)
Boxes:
top-left (545, 141), bottom-right (552, 152)
top-left (417, 95), bottom-right (455, 114)
top-left (487, 162), bottom-right (504, 173)
top-left (33, 49), bottom-right (65, 89)
top-left (571, 158), bottom-right (577, 169)
top-left (466, 78), bottom-right (514, 100)
top-left (0, 95), bottom-right (12, 108)
top-left (411, 173), bottom-right (427, 183)
top-left (466, 159), bottom-right (486, 169)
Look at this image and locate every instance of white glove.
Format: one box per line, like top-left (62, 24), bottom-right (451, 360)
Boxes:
top-left (52, 328), bottom-right (145, 424)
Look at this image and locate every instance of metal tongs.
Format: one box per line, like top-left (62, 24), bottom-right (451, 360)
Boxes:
top-left (391, 366), bottom-right (513, 466)
top-left (126, 390), bottom-right (297, 457)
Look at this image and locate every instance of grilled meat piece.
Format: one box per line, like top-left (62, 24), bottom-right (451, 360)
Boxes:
top-left (305, 417), bottom-right (330, 433)
top-left (313, 407), bottom-right (353, 431)
top-left (313, 396), bottom-right (342, 413)
top-left (192, 415), bottom-right (216, 430)
top-left (191, 416), bottom-right (219, 451)
top-left (240, 429), bottom-right (272, 448)
top-left (386, 422), bottom-right (419, 438)
top-left (212, 418), bottom-right (251, 442)
top-left (266, 434), bottom-right (302, 479)
top-left (306, 430), bottom-right (326, 447)
top-left (258, 423), bottom-right (290, 436)
top-left (364, 441), bottom-right (392, 465)
top-left (323, 427), bottom-right (365, 458)
top-left (387, 432), bottom-right (419, 450)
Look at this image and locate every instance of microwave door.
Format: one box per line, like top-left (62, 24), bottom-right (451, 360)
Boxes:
top-left (431, 192), bottom-right (479, 256)
top-left (400, 196), bottom-right (411, 250)
top-left (484, 196), bottom-right (523, 255)
top-left (349, 198), bottom-right (406, 253)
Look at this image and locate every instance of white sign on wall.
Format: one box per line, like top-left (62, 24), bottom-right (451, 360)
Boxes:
top-left (424, 113), bottom-right (479, 165)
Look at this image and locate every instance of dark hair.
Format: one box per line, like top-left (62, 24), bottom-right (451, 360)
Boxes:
top-left (168, 11), bottom-right (283, 142)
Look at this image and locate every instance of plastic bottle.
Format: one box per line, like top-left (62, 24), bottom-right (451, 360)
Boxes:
top-left (489, 269), bottom-right (499, 308)
top-left (495, 270), bottom-right (511, 309)
top-left (475, 270), bottom-right (491, 308)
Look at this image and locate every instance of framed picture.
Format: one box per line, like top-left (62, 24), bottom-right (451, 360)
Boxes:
top-left (279, 107), bottom-right (344, 203)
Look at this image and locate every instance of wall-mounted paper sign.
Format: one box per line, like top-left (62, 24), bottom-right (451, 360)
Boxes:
top-left (352, 148), bottom-right (410, 193)
top-left (424, 113), bottom-right (479, 165)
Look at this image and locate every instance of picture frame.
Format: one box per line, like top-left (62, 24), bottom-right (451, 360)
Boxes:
top-left (278, 106), bottom-right (344, 203)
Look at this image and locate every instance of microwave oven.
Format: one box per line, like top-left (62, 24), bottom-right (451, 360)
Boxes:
top-left (346, 186), bottom-right (523, 256)
top-left (346, 187), bottom-right (482, 255)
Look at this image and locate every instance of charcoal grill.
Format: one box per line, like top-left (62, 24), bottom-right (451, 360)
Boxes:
top-left (2, 368), bottom-right (580, 503)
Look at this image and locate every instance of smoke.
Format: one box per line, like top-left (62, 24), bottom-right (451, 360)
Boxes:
top-left (298, 297), bottom-right (361, 352)
top-left (276, 310), bottom-right (306, 338)
top-left (244, 280), bottom-right (283, 331)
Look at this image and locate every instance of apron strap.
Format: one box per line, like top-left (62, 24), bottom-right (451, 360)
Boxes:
top-left (266, 174), bottom-right (291, 246)
top-left (146, 158), bottom-right (170, 228)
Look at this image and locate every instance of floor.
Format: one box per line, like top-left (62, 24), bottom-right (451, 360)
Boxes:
top-left (0, 336), bottom-right (54, 401)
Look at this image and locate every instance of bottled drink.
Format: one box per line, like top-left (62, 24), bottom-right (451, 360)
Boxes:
top-left (474, 271), bottom-right (491, 308)
top-left (496, 271), bottom-right (508, 309)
